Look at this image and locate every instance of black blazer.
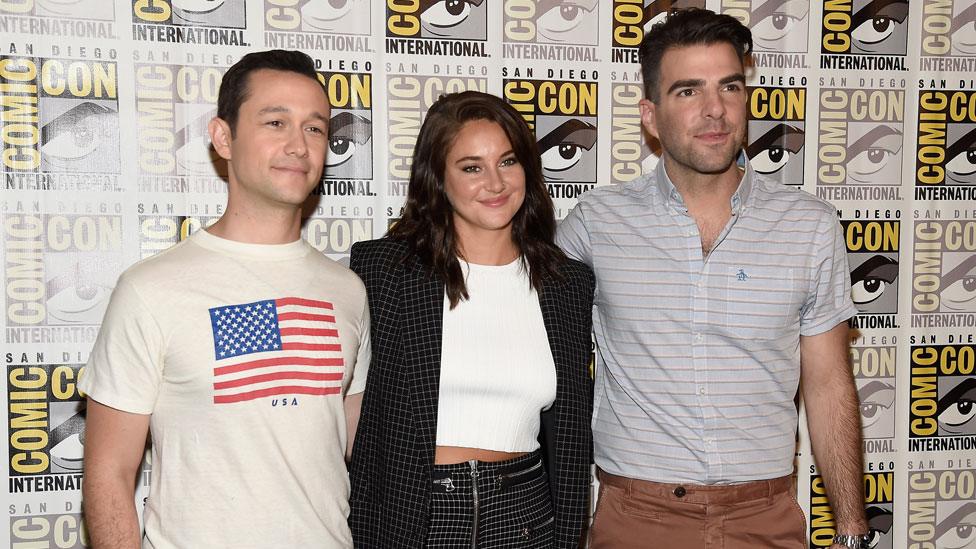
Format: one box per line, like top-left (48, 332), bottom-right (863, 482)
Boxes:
top-left (348, 238), bottom-right (595, 548)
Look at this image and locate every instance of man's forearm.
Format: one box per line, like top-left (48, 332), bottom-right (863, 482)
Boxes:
top-left (83, 472), bottom-right (141, 549)
top-left (801, 324), bottom-right (868, 539)
top-left (805, 375), bottom-right (867, 534)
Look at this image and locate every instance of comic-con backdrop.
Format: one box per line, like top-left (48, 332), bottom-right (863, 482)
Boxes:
top-left (1, 1), bottom-right (975, 547)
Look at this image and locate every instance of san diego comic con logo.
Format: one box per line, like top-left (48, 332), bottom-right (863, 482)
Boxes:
top-left (1, 55), bottom-right (120, 192)
top-left (815, 85), bottom-right (905, 202)
top-left (0, 0), bottom-right (115, 38)
top-left (385, 0), bottom-right (488, 57)
top-left (134, 60), bottom-right (229, 193)
top-left (908, 343), bottom-right (976, 451)
top-left (503, 75), bottom-right (598, 212)
top-left (809, 471), bottom-right (894, 549)
top-left (502, 0), bottom-right (598, 61)
top-left (820, 0), bottom-right (909, 70)
top-left (920, 0), bottom-right (976, 70)
top-left (4, 211), bottom-right (123, 345)
top-left (747, 84), bottom-right (806, 187)
top-left (911, 219), bottom-right (976, 329)
top-left (610, 0), bottom-right (704, 63)
top-left (916, 89), bottom-right (976, 201)
top-left (851, 339), bottom-right (897, 451)
top-left (722, 0), bottom-right (809, 55)
top-left (10, 511), bottom-right (89, 548)
top-left (6, 360), bottom-right (87, 492)
top-left (131, 0), bottom-right (247, 46)
top-left (907, 461), bottom-right (976, 549)
top-left (385, 71), bottom-right (487, 204)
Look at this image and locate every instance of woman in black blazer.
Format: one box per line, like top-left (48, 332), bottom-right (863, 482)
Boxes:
top-left (348, 91), bottom-right (595, 548)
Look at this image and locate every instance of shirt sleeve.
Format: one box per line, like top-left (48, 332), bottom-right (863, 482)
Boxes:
top-left (346, 297), bottom-right (371, 396)
top-left (799, 215), bottom-right (859, 336)
top-left (78, 275), bottom-right (165, 415)
top-left (556, 202), bottom-right (593, 267)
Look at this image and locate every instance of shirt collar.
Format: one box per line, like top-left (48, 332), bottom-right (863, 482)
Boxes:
top-left (654, 152), bottom-right (754, 216)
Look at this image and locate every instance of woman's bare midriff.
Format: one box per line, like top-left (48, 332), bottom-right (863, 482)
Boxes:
top-left (434, 446), bottom-right (528, 464)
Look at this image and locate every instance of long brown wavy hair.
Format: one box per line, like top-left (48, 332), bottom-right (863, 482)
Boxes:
top-left (387, 90), bottom-right (564, 308)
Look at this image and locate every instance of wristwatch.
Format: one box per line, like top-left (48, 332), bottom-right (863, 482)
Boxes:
top-left (833, 534), bottom-right (871, 549)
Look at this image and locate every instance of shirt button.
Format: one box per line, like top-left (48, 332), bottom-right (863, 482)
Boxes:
top-left (674, 486), bottom-right (686, 497)
top-left (695, 333), bottom-right (703, 342)
top-left (699, 387), bottom-right (706, 395)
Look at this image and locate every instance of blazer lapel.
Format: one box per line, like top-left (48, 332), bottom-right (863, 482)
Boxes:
top-left (400, 262), bottom-right (445, 465)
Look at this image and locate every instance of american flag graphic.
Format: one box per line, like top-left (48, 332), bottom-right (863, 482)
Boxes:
top-left (208, 297), bottom-right (344, 404)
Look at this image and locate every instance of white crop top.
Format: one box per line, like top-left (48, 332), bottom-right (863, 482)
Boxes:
top-left (435, 258), bottom-right (557, 452)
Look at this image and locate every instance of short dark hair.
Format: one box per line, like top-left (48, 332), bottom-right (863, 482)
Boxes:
top-left (638, 8), bottom-right (752, 102)
top-left (217, 49), bottom-right (323, 134)
top-left (388, 91), bottom-right (564, 308)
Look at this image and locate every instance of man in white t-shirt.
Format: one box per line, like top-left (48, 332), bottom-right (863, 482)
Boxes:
top-left (79, 50), bottom-right (370, 549)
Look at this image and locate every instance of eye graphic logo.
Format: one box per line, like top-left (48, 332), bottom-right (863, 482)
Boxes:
top-left (40, 101), bottom-right (120, 174)
top-left (504, 0), bottom-right (598, 45)
top-left (1, 0), bottom-right (115, 20)
top-left (301, 0), bottom-right (370, 34)
top-left (537, 117), bottom-right (597, 184)
top-left (857, 379), bottom-right (896, 439)
top-left (921, 0), bottom-right (976, 57)
top-left (44, 255), bottom-right (118, 326)
top-left (326, 112), bottom-right (372, 179)
top-left (723, 0), bottom-right (810, 53)
top-left (851, 344), bottom-right (896, 445)
top-left (850, 255), bottom-right (899, 312)
top-left (821, 0), bottom-right (909, 55)
top-left (842, 221), bottom-right (900, 315)
top-left (386, 0), bottom-right (488, 40)
top-left (133, 0), bottom-right (245, 27)
top-left (747, 87), bottom-right (805, 186)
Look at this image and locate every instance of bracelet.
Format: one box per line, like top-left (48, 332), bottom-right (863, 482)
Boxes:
top-left (832, 534), bottom-right (870, 549)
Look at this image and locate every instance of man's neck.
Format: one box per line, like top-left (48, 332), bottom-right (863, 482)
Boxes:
top-left (663, 157), bottom-right (743, 216)
top-left (206, 202), bottom-right (303, 245)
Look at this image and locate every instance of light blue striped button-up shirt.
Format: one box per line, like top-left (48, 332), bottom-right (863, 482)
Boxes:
top-left (556, 160), bottom-right (857, 484)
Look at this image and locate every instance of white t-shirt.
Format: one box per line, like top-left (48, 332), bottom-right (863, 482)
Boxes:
top-left (79, 230), bottom-right (370, 549)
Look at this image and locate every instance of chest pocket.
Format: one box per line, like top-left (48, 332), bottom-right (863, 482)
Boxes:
top-left (722, 265), bottom-right (804, 341)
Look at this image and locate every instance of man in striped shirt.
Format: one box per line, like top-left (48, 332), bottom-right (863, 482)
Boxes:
top-left (557, 9), bottom-right (868, 549)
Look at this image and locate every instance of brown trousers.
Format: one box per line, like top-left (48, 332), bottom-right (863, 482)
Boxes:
top-left (589, 469), bottom-right (807, 549)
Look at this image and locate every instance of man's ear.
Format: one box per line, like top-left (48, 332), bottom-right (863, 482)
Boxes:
top-left (639, 98), bottom-right (659, 141)
top-left (209, 117), bottom-right (233, 161)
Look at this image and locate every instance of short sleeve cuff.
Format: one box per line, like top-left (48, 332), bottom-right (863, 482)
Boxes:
top-left (799, 303), bottom-right (858, 337)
